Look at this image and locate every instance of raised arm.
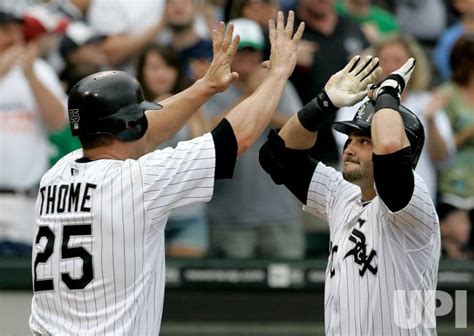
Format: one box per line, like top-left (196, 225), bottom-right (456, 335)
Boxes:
top-left (369, 59), bottom-right (415, 155)
top-left (368, 58), bottom-right (418, 211)
top-left (144, 22), bottom-right (240, 150)
top-left (224, 11), bottom-right (305, 155)
top-left (20, 44), bottom-right (67, 131)
top-left (279, 55), bottom-right (381, 149)
top-left (259, 55), bottom-right (380, 203)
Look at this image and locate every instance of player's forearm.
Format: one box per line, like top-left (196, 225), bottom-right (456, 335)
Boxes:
top-left (225, 73), bottom-right (287, 155)
top-left (270, 111), bottom-right (290, 128)
top-left (278, 115), bottom-right (317, 150)
top-left (371, 107), bottom-right (410, 155)
top-left (27, 74), bottom-right (67, 131)
top-left (145, 78), bottom-right (216, 149)
top-left (103, 23), bottom-right (163, 66)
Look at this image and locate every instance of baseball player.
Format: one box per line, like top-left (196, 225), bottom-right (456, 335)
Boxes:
top-left (260, 57), bottom-right (440, 335)
top-left (30, 12), bottom-right (304, 335)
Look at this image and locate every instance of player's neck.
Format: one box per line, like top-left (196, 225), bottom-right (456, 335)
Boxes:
top-left (83, 144), bottom-right (134, 161)
top-left (360, 186), bottom-right (376, 203)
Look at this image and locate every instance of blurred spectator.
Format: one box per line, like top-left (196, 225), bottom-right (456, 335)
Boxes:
top-left (203, 19), bottom-right (304, 259)
top-left (186, 44), bottom-right (213, 81)
top-left (438, 202), bottom-right (473, 259)
top-left (87, 0), bottom-right (166, 69)
top-left (335, 0), bottom-right (399, 43)
top-left (0, 10), bottom-right (67, 255)
top-left (59, 21), bottom-right (108, 92)
top-left (291, 0), bottom-right (369, 166)
top-left (229, 0), bottom-right (279, 59)
top-left (433, 0), bottom-right (474, 81)
top-left (21, 6), bottom-right (69, 43)
top-left (88, 0), bottom-right (210, 71)
top-left (335, 34), bottom-right (456, 203)
top-left (16, 5), bottom-right (71, 73)
top-left (50, 0), bottom-right (91, 22)
top-left (197, 0), bottom-right (224, 32)
top-left (394, 0), bottom-right (447, 46)
top-left (279, 0), bottom-right (298, 12)
top-left (163, 0), bottom-right (213, 79)
top-left (136, 44), bottom-right (208, 257)
top-left (436, 36), bottom-right (474, 206)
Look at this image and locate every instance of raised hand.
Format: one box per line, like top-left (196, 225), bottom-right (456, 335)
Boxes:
top-left (324, 55), bottom-right (381, 108)
top-left (203, 22), bottom-right (240, 93)
top-left (18, 42), bottom-right (40, 80)
top-left (0, 45), bottom-right (23, 77)
top-left (368, 57), bottom-right (415, 101)
top-left (264, 11), bottom-right (305, 78)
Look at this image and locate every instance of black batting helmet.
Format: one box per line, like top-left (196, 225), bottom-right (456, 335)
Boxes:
top-left (68, 71), bottom-right (162, 142)
top-left (332, 100), bottom-right (425, 168)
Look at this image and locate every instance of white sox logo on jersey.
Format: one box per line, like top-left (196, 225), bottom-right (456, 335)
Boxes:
top-left (330, 218), bottom-right (378, 278)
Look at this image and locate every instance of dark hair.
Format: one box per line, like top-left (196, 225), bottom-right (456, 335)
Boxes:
top-left (79, 134), bottom-right (116, 150)
top-left (229, 0), bottom-right (276, 19)
top-left (437, 202), bottom-right (464, 222)
top-left (450, 35), bottom-right (474, 86)
top-left (136, 44), bottom-right (190, 101)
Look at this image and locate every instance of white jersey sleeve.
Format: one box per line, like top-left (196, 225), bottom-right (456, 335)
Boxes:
top-left (377, 171), bottom-right (439, 250)
top-left (304, 162), bottom-right (359, 225)
top-left (139, 133), bottom-right (215, 223)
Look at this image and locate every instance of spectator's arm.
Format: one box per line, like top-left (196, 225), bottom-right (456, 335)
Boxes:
top-left (426, 115), bottom-right (450, 162)
top-left (102, 22), bottom-right (165, 66)
top-left (424, 90), bottom-right (455, 163)
top-left (21, 44), bottom-right (66, 131)
top-left (27, 75), bottom-right (67, 130)
top-left (454, 124), bottom-right (474, 148)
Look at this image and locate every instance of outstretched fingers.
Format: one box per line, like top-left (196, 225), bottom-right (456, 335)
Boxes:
top-left (212, 22), bottom-right (225, 53)
top-left (398, 57), bottom-right (416, 76)
top-left (227, 34), bottom-right (240, 58)
top-left (352, 55), bottom-right (375, 77)
top-left (285, 10), bottom-right (295, 38)
top-left (292, 22), bottom-right (305, 44)
top-left (343, 55), bottom-right (361, 74)
top-left (222, 23), bottom-right (234, 52)
top-left (358, 57), bottom-right (379, 82)
top-left (361, 66), bottom-right (382, 88)
top-left (276, 11), bottom-right (284, 33)
top-left (268, 18), bottom-right (276, 45)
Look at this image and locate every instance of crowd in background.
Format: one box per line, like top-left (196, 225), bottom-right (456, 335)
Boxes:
top-left (0, 0), bottom-right (473, 261)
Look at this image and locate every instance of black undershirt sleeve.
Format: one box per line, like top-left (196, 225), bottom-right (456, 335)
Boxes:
top-left (372, 146), bottom-right (414, 212)
top-left (210, 118), bottom-right (238, 180)
top-left (259, 129), bottom-right (318, 204)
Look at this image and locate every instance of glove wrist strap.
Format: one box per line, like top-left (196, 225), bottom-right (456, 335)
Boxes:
top-left (374, 93), bottom-right (399, 113)
top-left (297, 89), bottom-right (338, 132)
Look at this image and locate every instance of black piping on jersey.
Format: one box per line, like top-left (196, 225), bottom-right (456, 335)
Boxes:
top-left (372, 146), bottom-right (414, 212)
top-left (259, 129), bottom-right (317, 204)
top-left (211, 117), bottom-right (238, 179)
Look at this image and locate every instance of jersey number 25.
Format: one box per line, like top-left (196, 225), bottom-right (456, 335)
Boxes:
top-left (33, 224), bottom-right (93, 292)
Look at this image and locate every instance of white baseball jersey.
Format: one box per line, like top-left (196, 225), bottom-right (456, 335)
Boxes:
top-left (30, 133), bottom-right (216, 335)
top-left (304, 163), bottom-right (440, 336)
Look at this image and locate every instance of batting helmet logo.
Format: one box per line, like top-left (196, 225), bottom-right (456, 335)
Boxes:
top-left (333, 100), bottom-right (425, 168)
top-left (69, 109), bottom-right (80, 129)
